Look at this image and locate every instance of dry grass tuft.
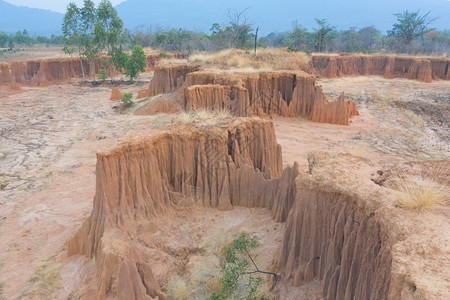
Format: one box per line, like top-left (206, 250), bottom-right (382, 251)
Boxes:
top-left (199, 229), bottom-right (235, 258)
top-left (189, 48), bottom-right (310, 71)
top-left (390, 168), bottom-right (449, 211)
top-left (172, 109), bottom-right (232, 127)
top-left (29, 258), bottom-right (62, 297)
top-left (348, 144), bottom-right (371, 158)
top-left (166, 275), bottom-right (190, 300)
top-left (402, 109), bottom-right (425, 130)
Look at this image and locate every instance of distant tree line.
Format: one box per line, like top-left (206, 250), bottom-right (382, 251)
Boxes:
top-left (124, 9), bottom-right (449, 55)
top-left (0, 30), bottom-right (63, 48)
top-left (2, 8), bottom-right (449, 57)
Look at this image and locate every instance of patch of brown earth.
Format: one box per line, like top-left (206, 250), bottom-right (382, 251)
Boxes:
top-left (134, 96), bottom-right (181, 115)
top-left (110, 87), bottom-right (123, 101)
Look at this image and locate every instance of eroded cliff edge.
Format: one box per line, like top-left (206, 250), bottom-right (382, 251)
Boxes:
top-left (137, 63), bottom-right (359, 125)
top-left (68, 118), bottom-right (299, 299)
top-left (312, 55), bottom-right (450, 82)
top-left (68, 119), bottom-right (449, 299)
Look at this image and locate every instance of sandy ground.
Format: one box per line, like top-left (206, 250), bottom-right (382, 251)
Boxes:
top-left (0, 74), bottom-right (449, 298)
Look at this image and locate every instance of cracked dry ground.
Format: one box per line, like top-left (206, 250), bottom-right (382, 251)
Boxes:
top-left (0, 76), bottom-right (449, 299)
top-left (0, 82), bottom-right (171, 298)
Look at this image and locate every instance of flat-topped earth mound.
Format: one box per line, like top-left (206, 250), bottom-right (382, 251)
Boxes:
top-left (188, 48), bottom-right (311, 72)
top-left (136, 61), bottom-right (359, 125)
top-left (312, 54), bottom-right (450, 82)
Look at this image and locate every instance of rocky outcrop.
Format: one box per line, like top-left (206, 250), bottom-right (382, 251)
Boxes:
top-left (312, 55), bottom-right (449, 82)
top-left (136, 63), bottom-right (201, 99)
top-left (183, 70), bottom-right (359, 125)
top-left (68, 118), bottom-right (298, 299)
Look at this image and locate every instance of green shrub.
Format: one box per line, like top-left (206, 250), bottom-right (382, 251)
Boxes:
top-left (121, 92), bottom-right (133, 107)
top-left (212, 234), bottom-right (270, 300)
top-left (160, 51), bottom-right (169, 58)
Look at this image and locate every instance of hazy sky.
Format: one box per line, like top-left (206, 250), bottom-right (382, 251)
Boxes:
top-left (4, 0), bottom-right (126, 13)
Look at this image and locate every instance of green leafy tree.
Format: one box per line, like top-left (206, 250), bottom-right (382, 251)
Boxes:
top-left (340, 27), bottom-right (360, 52)
top-left (111, 48), bottom-right (129, 80)
top-left (358, 26), bottom-right (381, 51)
top-left (154, 28), bottom-right (191, 51)
top-left (125, 45), bottom-right (146, 81)
top-left (313, 18), bottom-right (335, 52)
top-left (80, 0), bottom-right (99, 82)
top-left (388, 10), bottom-right (436, 46)
top-left (286, 25), bottom-right (311, 51)
top-left (62, 2), bottom-right (87, 82)
top-left (94, 0), bottom-right (124, 82)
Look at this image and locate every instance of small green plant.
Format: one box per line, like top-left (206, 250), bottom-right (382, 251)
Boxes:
top-left (211, 233), bottom-right (276, 300)
top-left (0, 176), bottom-right (9, 190)
top-left (121, 92), bottom-right (134, 107)
top-left (98, 69), bottom-right (107, 83)
top-left (160, 51), bottom-right (169, 58)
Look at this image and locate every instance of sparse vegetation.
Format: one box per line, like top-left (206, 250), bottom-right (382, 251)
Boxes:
top-left (390, 168), bottom-right (449, 211)
top-left (167, 275), bottom-right (190, 300)
top-left (348, 144), bottom-right (371, 159)
top-left (172, 109), bottom-right (231, 127)
top-left (29, 257), bottom-right (62, 297)
top-left (189, 48), bottom-right (310, 71)
top-left (0, 176), bottom-right (9, 190)
top-left (401, 109), bottom-right (425, 130)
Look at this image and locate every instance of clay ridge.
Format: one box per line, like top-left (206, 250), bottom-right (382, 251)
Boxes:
top-left (183, 70), bottom-right (358, 125)
top-left (137, 64), bottom-right (359, 125)
top-left (0, 53), bottom-right (187, 88)
top-left (312, 55), bottom-right (450, 82)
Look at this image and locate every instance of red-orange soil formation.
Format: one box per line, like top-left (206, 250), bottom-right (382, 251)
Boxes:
top-left (137, 63), bottom-right (359, 125)
top-left (68, 120), bottom-right (448, 299)
top-left (68, 118), bottom-right (298, 299)
top-left (136, 63), bottom-right (201, 99)
top-left (110, 87), bottom-right (123, 101)
top-left (0, 62), bottom-right (22, 93)
top-left (134, 97), bottom-right (181, 115)
top-left (312, 55), bottom-right (450, 82)
top-left (0, 53), bottom-right (186, 89)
